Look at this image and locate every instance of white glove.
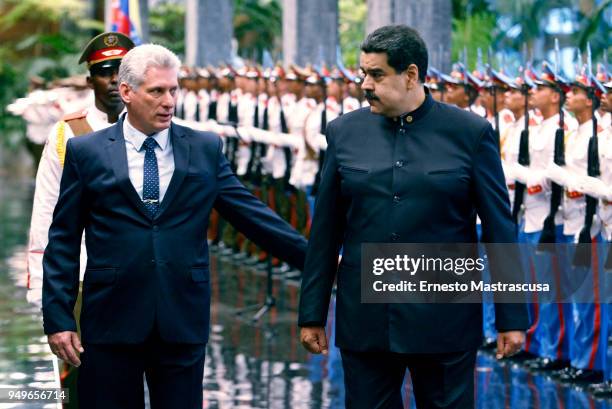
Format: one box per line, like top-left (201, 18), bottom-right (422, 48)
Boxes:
top-left (546, 164), bottom-right (570, 186)
top-left (513, 164), bottom-right (531, 184)
top-left (574, 175), bottom-right (609, 198)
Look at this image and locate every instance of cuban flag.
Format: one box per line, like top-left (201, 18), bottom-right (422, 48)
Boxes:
top-left (110, 0), bottom-right (142, 45)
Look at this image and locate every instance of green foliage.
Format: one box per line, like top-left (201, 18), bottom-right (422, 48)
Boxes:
top-left (0, 62), bottom-right (27, 150)
top-left (575, 0), bottom-right (611, 59)
top-left (234, 0), bottom-right (282, 62)
top-left (0, 0), bottom-right (91, 147)
top-left (451, 12), bottom-right (498, 69)
top-left (149, 2), bottom-right (186, 58)
top-left (452, 0), bottom-right (493, 20)
top-left (339, 0), bottom-right (367, 67)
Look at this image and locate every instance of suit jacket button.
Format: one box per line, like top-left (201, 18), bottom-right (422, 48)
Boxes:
top-left (151, 259), bottom-right (156, 264)
top-left (395, 160), bottom-right (403, 168)
top-left (393, 194), bottom-right (400, 203)
top-left (390, 233), bottom-right (399, 241)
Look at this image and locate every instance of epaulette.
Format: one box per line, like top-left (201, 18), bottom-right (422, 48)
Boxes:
top-left (62, 109), bottom-right (88, 122)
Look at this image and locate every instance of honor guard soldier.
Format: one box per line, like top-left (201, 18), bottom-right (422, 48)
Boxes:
top-left (27, 32), bottom-right (134, 306)
top-left (547, 63), bottom-right (608, 386)
top-left (425, 67), bottom-right (446, 102)
top-left (441, 62), bottom-right (484, 112)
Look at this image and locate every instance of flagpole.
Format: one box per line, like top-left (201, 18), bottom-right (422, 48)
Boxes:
top-left (105, 0), bottom-right (112, 32)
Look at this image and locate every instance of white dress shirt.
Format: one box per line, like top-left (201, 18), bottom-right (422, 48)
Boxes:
top-left (123, 115), bottom-right (175, 202)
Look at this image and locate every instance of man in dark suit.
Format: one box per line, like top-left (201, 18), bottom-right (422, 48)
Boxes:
top-left (42, 44), bottom-right (306, 409)
top-left (298, 25), bottom-right (529, 408)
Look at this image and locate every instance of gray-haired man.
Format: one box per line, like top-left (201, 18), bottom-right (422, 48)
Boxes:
top-left (43, 44), bottom-right (306, 408)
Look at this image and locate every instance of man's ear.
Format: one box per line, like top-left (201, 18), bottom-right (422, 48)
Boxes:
top-left (119, 82), bottom-right (131, 104)
top-left (404, 64), bottom-right (420, 89)
top-left (86, 76), bottom-right (93, 90)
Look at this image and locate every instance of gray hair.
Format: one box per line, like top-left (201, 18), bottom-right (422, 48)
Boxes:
top-left (118, 44), bottom-right (181, 89)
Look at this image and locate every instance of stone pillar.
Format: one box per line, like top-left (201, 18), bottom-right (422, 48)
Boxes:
top-left (185, 0), bottom-right (233, 67)
top-left (283, 0), bottom-right (338, 67)
top-left (138, 0), bottom-right (149, 43)
top-left (366, 0), bottom-right (452, 72)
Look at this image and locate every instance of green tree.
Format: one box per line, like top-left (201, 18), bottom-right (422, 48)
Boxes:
top-left (338, 0), bottom-right (367, 67)
top-left (0, 0), bottom-right (98, 148)
top-left (234, 0), bottom-right (282, 62)
top-left (149, 2), bottom-right (186, 58)
top-left (451, 11), bottom-right (498, 69)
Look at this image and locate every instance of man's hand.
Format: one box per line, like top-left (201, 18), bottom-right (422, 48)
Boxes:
top-left (300, 326), bottom-right (329, 355)
top-left (48, 331), bottom-right (84, 367)
top-left (496, 331), bottom-right (525, 360)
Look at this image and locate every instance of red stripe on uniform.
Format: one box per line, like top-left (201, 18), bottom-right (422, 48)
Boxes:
top-left (552, 254), bottom-right (566, 360)
top-left (525, 257), bottom-right (540, 351)
top-left (587, 238), bottom-right (601, 370)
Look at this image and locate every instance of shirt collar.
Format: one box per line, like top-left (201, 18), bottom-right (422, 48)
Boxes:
top-left (541, 113), bottom-right (559, 126)
top-left (390, 87), bottom-right (434, 126)
top-left (123, 114), bottom-right (170, 151)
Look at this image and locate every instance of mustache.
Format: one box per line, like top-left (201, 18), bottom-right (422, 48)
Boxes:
top-left (364, 90), bottom-right (379, 101)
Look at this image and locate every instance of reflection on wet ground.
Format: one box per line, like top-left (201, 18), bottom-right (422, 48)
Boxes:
top-left (1, 174), bottom-right (611, 408)
top-left (0, 177), bottom-right (58, 408)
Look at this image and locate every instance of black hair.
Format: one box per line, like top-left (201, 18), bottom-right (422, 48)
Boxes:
top-left (361, 25), bottom-right (428, 83)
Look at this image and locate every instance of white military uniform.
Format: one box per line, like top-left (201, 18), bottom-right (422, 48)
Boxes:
top-left (512, 113), bottom-right (577, 233)
top-left (502, 113), bottom-right (532, 208)
top-left (293, 97), bottom-right (341, 189)
top-left (235, 91), bottom-right (257, 176)
top-left (288, 97), bottom-right (317, 189)
top-left (342, 96), bottom-right (361, 114)
top-left (597, 127), bottom-right (612, 239)
top-left (260, 94), bottom-right (289, 179)
top-left (27, 105), bottom-right (115, 305)
top-left (547, 118), bottom-right (603, 238)
top-left (182, 90), bottom-right (199, 123)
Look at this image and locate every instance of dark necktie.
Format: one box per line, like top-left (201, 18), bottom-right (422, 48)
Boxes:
top-left (142, 137), bottom-right (160, 216)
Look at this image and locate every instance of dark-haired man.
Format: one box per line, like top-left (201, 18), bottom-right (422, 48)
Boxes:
top-left (298, 25), bottom-right (529, 409)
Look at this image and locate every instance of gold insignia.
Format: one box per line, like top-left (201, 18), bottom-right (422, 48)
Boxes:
top-left (104, 34), bottom-right (119, 47)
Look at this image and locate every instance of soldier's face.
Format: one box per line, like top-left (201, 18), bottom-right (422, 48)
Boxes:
top-left (604, 91), bottom-right (612, 113)
top-left (348, 82), bottom-right (362, 99)
top-left (565, 86), bottom-right (591, 114)
top-left (88, 65), bottom-right (122, 111)
top-left (120, 66), bottom-right (178, 134)
top-left (327, 80), bottom-right (343, 101)
top-left (430, 88), bottom-right (442, 101)
top-left (444, 84), bottom-right (469, 108)
top-left (504, 89), bottom-right (524, 114)
top-left (288, 80), bottom-right (303, 96)
top-left (530, 86), bottom-right (556, 111)
top-left (359, 52), bottom-right (419, 117)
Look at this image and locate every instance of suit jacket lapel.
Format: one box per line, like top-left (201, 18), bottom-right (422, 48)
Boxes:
top-left (156, 123), bottom-right (189, 219)
top-left (105, 117), bottom-right (152, 219)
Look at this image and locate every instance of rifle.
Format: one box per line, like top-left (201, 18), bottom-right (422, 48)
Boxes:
top-left (279, 96), bottom-right (294, 191)
top-left (573, 116), bottom-right (600, 267)
top-left (511, 82), bottom-right (531, 229)
top-left (573, 43), bottom-right (601, 267)
top-left (310, 77), bottom-right (328, 197)
top-left (538, 102), bottom-right (566, 248)
top-left (244, 89), bottom-right (261, 183)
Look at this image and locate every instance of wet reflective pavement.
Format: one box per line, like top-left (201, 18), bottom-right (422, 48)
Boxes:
top-left (0, 176), bottom-right (58, 409)
top-left (1, 173), bottom-right (611, 408)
